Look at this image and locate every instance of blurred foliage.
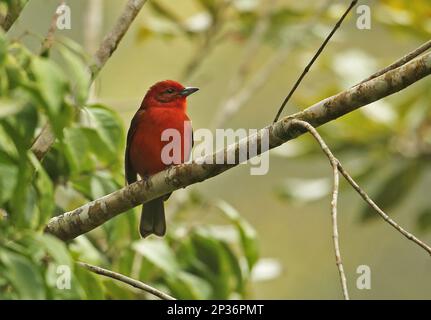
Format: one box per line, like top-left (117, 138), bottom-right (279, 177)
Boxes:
top-left (138, 0), bottom-right (307, 48)
top-left (0, 1), bottom-right (28, 30)
top-left (0, 23), bottom-right (259, 299)
top-left (1, 0), bottom-right (431, 300)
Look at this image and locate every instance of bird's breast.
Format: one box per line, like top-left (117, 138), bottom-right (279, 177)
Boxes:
top-left (129, 108), bottom-right (192, 177)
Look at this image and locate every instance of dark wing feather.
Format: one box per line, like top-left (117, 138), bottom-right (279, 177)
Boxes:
top-left (125, 110), bottom-right (142, 185)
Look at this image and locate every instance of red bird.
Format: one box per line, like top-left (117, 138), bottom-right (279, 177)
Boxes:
top-left (125, 80), bottom-right (198, 238)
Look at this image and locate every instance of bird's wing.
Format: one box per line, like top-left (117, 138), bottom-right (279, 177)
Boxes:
top-left (125, 110), bottom-right (142, 185)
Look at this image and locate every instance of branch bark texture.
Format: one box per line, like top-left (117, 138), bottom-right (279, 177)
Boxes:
top-left (44, 50), bottom-right (431, 241)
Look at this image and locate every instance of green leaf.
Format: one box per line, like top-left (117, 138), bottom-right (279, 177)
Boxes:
top-left (103, 280), bottom-right (135, 299)
top-left (74, 266), bottom-right (106, 299)
top-left (5, 55), bottom-right (28, 90)
top-left (29, 154), bottom-right (54, 226)
top-left (81, 104), bottom-right (124, 163)
top-left (34, 233), bottom-right (72, 266)
top-left (132, 238), bottom-right (180, 275)
top-left (0, 248), bottom-right (46, 299)
top-left (0, 153), bottom-right (18, 204)
top-left (63, 127), bottom-right (94, 174)
top-left (2, 103), bottom-right (38, 151)
top-left (0, 98), bottom-right (25, 118)
top-left (166, 271), bottom-right (212, 299)
top-left (30, 57), bottom-right (67, 116)
top-left (56, 44), bottom-right (91, 105)
top-left (72, 171), bottom-right (119, 200)
top-left (216, 201), bottom-right (259, 270)
top-left (190, 228), bottom-right (242, 298)
top-left (69, 236), bottom-right (105, 265)
top-left (42, 145), bottom-right (71, 183)
top-left (0, 31), bottom-right (6, 66)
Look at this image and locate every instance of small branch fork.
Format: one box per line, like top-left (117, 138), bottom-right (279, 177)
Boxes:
top-left (291, 119), bottom-right (431, 300)
top-left (77, 261), bottom-right (176, 300)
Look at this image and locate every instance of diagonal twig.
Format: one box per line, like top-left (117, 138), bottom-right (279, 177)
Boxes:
top-left (357, 39), bottom-right (431, 85)
top-left (273, 0), bottom-right (358, 123)
top-left (212, 0), bottom-right (334, 128)
top-left (78, 261), bottom-right (176, 300)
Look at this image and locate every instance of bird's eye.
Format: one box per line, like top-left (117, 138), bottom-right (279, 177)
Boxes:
top-left (165, 88), bottom-right (175, 94)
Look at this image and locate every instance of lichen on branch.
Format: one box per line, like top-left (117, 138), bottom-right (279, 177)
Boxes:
top-left (45, 50), bottom-right (431, 241)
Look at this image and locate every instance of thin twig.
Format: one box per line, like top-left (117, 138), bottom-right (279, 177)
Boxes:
top-left (212, 0), bottom-right (333, 128)
top-left (273, 0), bottom-right (358, 123)
top-left (357, 39), bottom-right (431, 85)
top-left (291, 119), bottom-right (349, 300)
top-left (77, 261), bottom-right (176, 300)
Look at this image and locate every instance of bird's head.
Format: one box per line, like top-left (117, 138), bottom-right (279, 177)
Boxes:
top-left (141, 80), bottom-right (199, 111)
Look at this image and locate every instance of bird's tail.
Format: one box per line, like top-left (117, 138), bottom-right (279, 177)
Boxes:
top-left (140, 197), bottom-right (166, 238)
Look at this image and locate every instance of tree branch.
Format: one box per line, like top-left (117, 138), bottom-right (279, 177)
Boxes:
top-left (358, 39), bottom-right (431, 85)
top-left (273, 0), bottom-right (358, 123)
top-left (44, 49), bottom-right (431, 241)
top-left (77, 261), bottom-right (176, 300)
top-left (30, 0), bottom-right (149, 161)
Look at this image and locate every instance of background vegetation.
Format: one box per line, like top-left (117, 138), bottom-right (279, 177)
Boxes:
top-left (0, 0), bottom-right (430, 299)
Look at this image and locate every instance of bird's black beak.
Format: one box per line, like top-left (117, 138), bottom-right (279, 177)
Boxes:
top-left (179, 87), bottom-right (199, 97)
